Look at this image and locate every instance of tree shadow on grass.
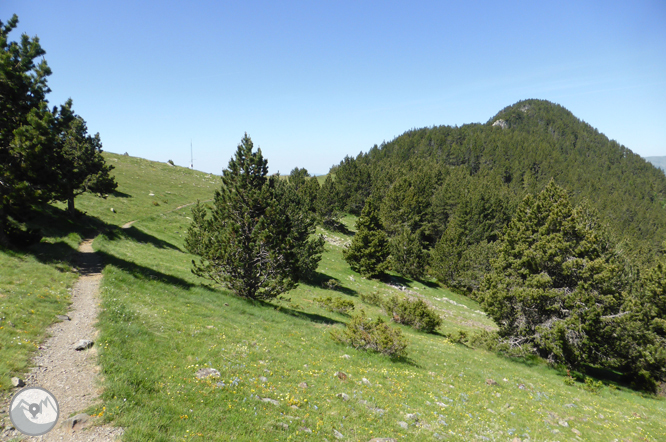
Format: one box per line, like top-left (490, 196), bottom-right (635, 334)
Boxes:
top-left (251, 299), bottom-right (346, 326)
top-left (109, 225), bottom-right (183, 251)
top-left (302, 272), bottom-right (358, 296)
top-left (95, 250), bottom-right (202, 291)
top-left (111, 190), bottom-right (132, 198)
top-left (382, 274), bottom-right (439, 289)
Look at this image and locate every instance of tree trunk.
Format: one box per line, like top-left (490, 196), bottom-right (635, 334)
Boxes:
top-left (0, 205), bottom-right (9, 248)
top-left (67, 190), bottom-right (76, 217)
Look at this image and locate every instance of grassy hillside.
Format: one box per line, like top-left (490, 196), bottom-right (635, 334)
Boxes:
top-left (2, 153), bottom-right (665, 441)
top-left (0, 153), bottom-right (215, 394)
top-left (91, 201), bottom-right (665, 441)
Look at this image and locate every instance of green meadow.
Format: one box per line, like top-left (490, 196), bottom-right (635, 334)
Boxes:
top-left (1, 153), bottom-right (665, 441)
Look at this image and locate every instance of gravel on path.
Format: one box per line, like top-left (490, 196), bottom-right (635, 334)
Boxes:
top-left (1, 239), bottom-right (123, 441)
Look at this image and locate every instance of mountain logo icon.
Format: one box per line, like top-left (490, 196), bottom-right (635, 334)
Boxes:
top-left (9, 386), bottom-right (60, 436)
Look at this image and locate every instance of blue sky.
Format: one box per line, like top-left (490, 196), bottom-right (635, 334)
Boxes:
top-left (4, 0), bottom-right (666, 174)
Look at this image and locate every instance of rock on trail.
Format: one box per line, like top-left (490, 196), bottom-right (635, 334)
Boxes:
top-left (1, 238), bottom-right (123, 441)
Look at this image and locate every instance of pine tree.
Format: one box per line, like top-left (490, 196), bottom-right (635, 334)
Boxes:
top-left (613, 260), bottom-right (666, 389)
top-left (343, 198), bottom-right (389, 278)
top-left (0, 15), bottom-right (56, 245)
top-left (389, 228), bottom-right (427, 280)
top-left (316, 174), bottom-right (340, 229)
top-left (481, 180), bottom-right (629, 367)
top-left (51, 99), bottom-right (117, 216)
top-left (288, 167), bottom-right (310, 192)
top-left (186, 134), bottom-right (322, 299)
top-left (299, 176), bottom-right (320, 214)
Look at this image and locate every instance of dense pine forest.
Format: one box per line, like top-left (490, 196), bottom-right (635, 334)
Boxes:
top-left (330, 99), bottom-right (666, 272)
top-left (306, 99), bottom-right (666, 388)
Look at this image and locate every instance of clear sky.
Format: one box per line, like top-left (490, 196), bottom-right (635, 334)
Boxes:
top-left (4, 0), bottom-right (666, 174)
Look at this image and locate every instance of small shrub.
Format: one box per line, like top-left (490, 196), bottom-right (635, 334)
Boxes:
top-left (583, 376), bottom-right (603, 393)
top-left (330, 311), bottom-right (408, 358)
top-left (167, 159), bottom-right (175, 166)
top-left (449, 330), bottom-right (468, 344)
top-left (383, 295), bottom-right (442, 333)
top-left (359, 291), bottom-right (383, 307)
top-left (564, 370), bottom-right (576, 386)
top-left (315, 296), bottom-right (355, 315)
top-left (152, 201), bottom-right (160, 206)
top-left (323, 279), bottom-right (340, 290)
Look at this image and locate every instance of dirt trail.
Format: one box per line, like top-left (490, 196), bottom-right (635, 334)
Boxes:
top-left (1, 239), bottom-right (122, 441)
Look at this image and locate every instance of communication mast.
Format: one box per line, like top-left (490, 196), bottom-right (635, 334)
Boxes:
top-left (190, 140), bottom-right (193, 169)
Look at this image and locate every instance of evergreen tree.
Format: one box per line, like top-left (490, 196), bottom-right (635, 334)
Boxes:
top-left (334, 154), bottom-right (372, 215)
top-left (0, 15), bottom-right (56, 245)
top-left (343, 198), bottom-right (389, 278)
top-left (481, 181), bottom-right (629, 367)
top-left (271, 177), bottom-right (325, 281)
top-left (316, 174), bottom-right (340, 229)
top-left (186, 134), bottom-right (322, 299)
top-left (389, 228), bottom-right (427, 280)
top-left (613, 260), bottom-right (666, 389)
top-left (288, 167), bottom-right (310, 191)
top-left (51, 99), bottom-right (117, 216)
top-left (299, 176), bottom-right (320, 213)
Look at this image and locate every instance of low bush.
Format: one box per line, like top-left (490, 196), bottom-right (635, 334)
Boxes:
top-left (359, 290), bottom-right (383, 307)
top-left (314, 296), bottom-right (355, 315)
top-left (383, 295), bottom-right (442, 333)
top-left (330, 311), bottom-right (408, 358)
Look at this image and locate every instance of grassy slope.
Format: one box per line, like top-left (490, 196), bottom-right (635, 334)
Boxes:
top-left (0, 153), bottom-right (214, 394)
top-left (86, 158), bottom-right (663, 441)
top-left (3, 153), bottom-right (665, 441)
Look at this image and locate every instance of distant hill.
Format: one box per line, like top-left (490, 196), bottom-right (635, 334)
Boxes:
top-left (332, 99), bottom-right (666, 267)
top-left (645, 156), bottom-right (666, 171)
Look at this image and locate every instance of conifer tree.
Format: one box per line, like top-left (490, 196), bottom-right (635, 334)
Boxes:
top-left (316, 174), bottom-right (340, 229)
top-left (613, 259), bottom-right (666, 389)
top-left (343, 198), bottom-right (389, 278)
top-left (51, 99), bottom-right (117, 216)
top-left (0, 15), bottom-right (56, 245)
top-left (389, 228), bottom-right (427, 280)
top-left (299, 176), bottom-right (320, 213)
top-left (186, 134), bottom-right (322, 299)
top-left (481, 180), bottom-right (629, 367)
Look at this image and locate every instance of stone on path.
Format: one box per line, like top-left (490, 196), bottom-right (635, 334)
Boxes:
top-left (62, 413), bottom-right (90, 431)
top-left (56, 314), bottom-right (71, 321)
top-left (195, 368), bottom-right (220, 379)
top-left (10, 377), bottom-right (25, 388)
top-left (74, 339), bottom-right (94, 351)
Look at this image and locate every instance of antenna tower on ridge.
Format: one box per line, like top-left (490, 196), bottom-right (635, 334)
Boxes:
top-left (190, 140), bottom-right (193, 169)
